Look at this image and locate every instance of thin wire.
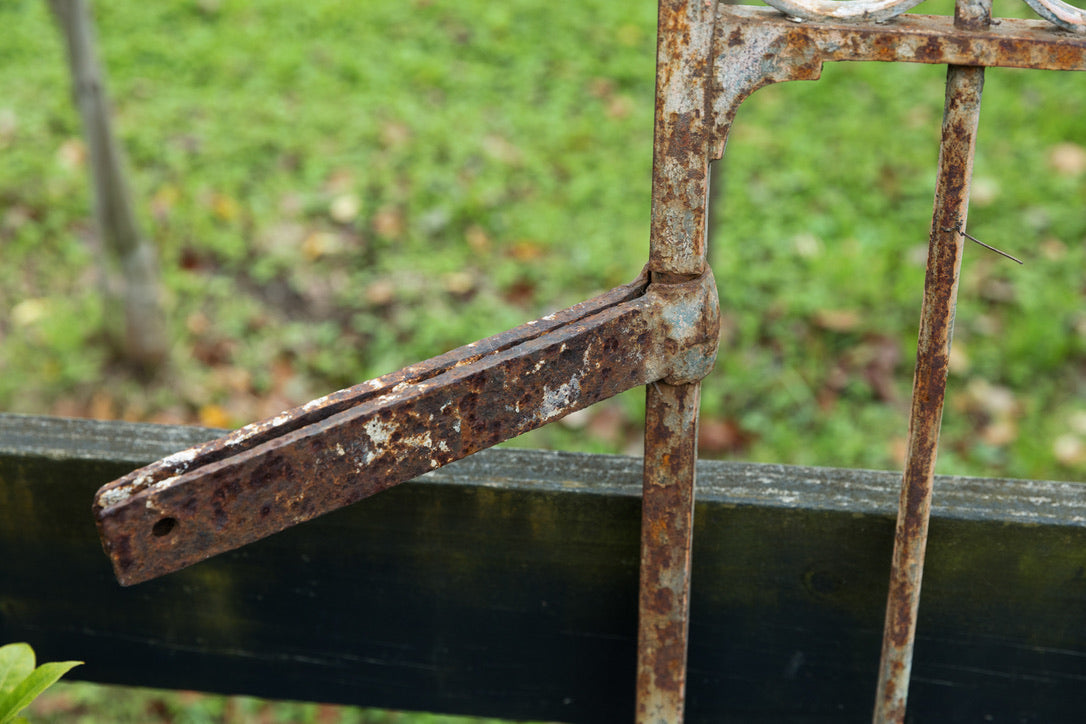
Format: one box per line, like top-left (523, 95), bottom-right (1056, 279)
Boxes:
top-left (942, 225), bottom-right (1024, 265)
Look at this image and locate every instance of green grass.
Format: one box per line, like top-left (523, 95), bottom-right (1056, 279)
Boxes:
top-left (1, 0), bottom-right (1085, 718)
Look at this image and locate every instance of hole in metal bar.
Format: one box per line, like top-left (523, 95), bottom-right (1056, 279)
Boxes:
top-left (151, 517), bottom-right (177, 537)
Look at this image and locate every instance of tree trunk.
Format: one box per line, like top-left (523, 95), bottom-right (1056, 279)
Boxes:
top-left (48, 0), bottom-right (167, 370)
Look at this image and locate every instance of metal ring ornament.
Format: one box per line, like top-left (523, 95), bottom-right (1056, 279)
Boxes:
top-left (1022, 0), bottom-right (1086, 34)
top-left (760, 0), bottom-right (927, 23)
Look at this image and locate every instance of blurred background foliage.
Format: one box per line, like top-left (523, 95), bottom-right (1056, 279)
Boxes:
top-left (1, 0), bottom-right (1083, 719)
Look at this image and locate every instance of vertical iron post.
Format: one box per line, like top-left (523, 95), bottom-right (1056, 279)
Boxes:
top-left (872, 1), bottom-right (991, 721)
top-left (638, 381), bottom-right (702, 723)
top-left (639, 1), bottom-right (718, 722)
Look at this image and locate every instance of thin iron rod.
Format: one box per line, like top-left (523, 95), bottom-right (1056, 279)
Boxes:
top-left (873, 1), bottom-right (990, 720)
top-left (637, 380), bottom-right (700, 724)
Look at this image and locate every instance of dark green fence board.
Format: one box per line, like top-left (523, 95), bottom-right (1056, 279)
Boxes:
top-left (2, 414), bottom-right (1084, 722)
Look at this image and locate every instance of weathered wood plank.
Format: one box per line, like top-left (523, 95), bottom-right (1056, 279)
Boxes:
top-left (1, 414), bottom-right (1084, 722)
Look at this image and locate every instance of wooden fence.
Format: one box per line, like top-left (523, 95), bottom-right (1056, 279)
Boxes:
top-left (2, 413), bottom-right (1083, 722)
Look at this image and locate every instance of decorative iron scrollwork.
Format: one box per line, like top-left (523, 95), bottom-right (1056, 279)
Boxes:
top-left (761, 0), bottom-right (924, 23)
top-left (763, 0), bottom-right (1086, 34)
top-left (1023, 0), bottom-right (1086, 33)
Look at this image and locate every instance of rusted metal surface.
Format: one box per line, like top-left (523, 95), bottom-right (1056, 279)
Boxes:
top-left (709, 6), bottom-right (1086, 151)
top-left (637, 381), bottom-right (700, 724)
top-left (94, 269), bottom-right (720, 586)
top-left (649, 0), bottom-right (720, 278)
top-left (872, 1), bottom-right (990, 721)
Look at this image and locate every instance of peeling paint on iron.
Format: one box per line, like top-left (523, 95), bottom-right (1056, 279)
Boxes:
top-left (152, 476), bottom-right (180, 491)
top-left (97, 487), bottom-right (133, 508)
top-left (160, 448), bottom-right (199, 469)
top-left (363, 418), bottom-right (394, 449)
top-left (538, 376), bottom-right (584, 424)
top-left (302, 393), bottom-right (332, 411)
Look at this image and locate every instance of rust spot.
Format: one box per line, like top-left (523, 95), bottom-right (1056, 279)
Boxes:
top-left (112, 535), bottom-right (133, 573)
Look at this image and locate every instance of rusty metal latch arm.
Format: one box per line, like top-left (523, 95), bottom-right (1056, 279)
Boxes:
top-left (94, 269), bottom-right (720, 586)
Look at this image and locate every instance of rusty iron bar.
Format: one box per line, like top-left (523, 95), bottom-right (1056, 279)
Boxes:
top-left (639, 1), bottom-right (720, 722)
top-left (637, 381), bottom-right (700, 724)
top-left (872, 0), bottom-right (991, 721)
top-left (94, 269), bottom-right (720, 586)
top-left (649, 0), bottom-right (719, 279)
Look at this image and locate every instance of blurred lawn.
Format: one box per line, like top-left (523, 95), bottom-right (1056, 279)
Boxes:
top-left (2, 0), bottom-right (1083, 477)
top-left (1, 0), bottom-right (1084, 719)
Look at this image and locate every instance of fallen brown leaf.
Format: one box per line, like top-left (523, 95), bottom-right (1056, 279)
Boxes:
top-left (329, 193), bottom-right (360, 223)
top-left (698, 417), bottom-right (754, 455)
top-left (56, 138), bottom-right (86, 171)
top-left (812, 309), bottom-right (862, 333)
top-left (1048, 142), bottom-right (1086, 177)
top-left (323, 167), bottom-right (355, 193)
top-left (198, 403), bottom-right (232, 429)
top-left (465, 224), bottom-right (491, 253)
top-left (502, 277), bottom-right (537, 307)
top-left (509, 239), bottom-right (546, 262)
top-left (372, 206), bottom-right (404, 238)
top-left (1054, 434), bottom-right (1086, 467)
top-left (585, 404), bottom-right (628, 445)
top-left (364, 279), bottom-right (396, 306)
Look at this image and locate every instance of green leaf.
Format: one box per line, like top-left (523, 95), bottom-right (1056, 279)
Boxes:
top-left (0, 645), bottom-right (34, 697)
top-left (0, 659), bottom-right (82, 724)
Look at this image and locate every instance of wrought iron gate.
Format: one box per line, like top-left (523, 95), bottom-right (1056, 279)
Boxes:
top-left (92, 1), bottom-right (1086, 722)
